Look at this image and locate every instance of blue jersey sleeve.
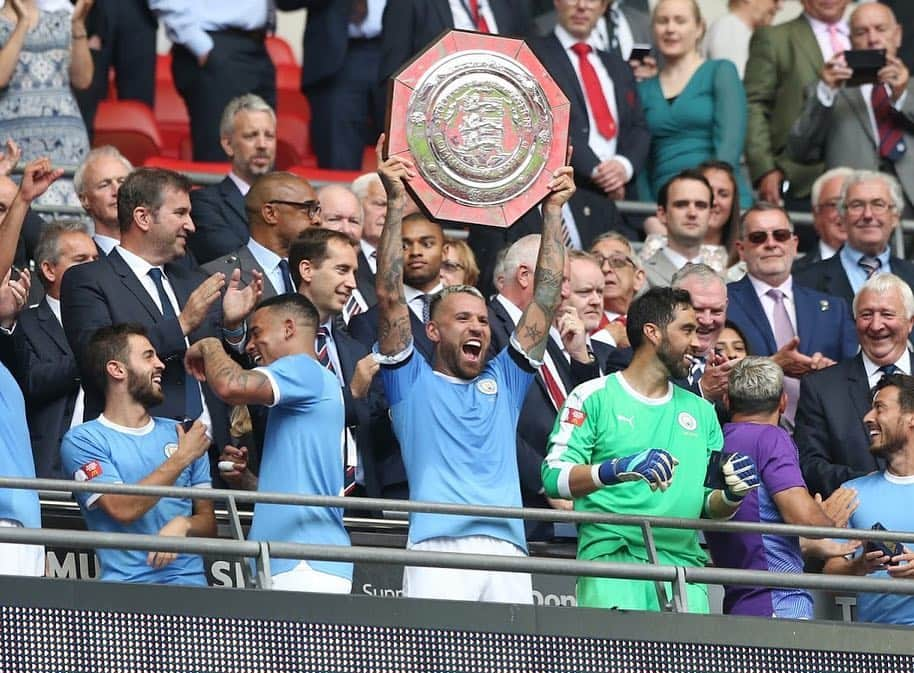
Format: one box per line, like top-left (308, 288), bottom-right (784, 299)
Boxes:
top-left (60, 426), bottom-right (124, 509)
top-left (379, 349), bottom-right (427, 406)
top-left (257, 354), bottom-right (326, 409)
top-left (491, 344), bottom-right (537, 412)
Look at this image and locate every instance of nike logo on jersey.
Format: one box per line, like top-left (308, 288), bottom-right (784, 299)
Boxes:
top-left (617, 414), bottom-right (634, 430)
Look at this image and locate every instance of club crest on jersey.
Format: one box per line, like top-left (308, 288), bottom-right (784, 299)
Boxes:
top-left (164, 443), bottom-right (179, 458)
top-left (74, 460), bottom-right (102, 482)
top-left (678, 412), bottom-right (697, 432)
top-left (476, 378), bottom-right (498, 395)
top-left (565, 408), bottom-right (587, 426)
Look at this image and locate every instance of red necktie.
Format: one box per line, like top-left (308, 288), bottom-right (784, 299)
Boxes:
top-left (539, 364), bottom-right (566, 411)
top-left (468, 0), bottom-right (490, 33)
top-left (613, 314), bottom-right (627, 326)
top-left (871, 84), bottom-right (907, 161)
top-left (571, 42), bottom-right (617, 139)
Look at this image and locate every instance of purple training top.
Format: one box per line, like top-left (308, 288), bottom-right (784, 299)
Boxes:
top-left (705, 422), bottom-right (811, 619)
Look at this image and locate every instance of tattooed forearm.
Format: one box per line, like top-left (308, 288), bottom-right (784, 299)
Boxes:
top-left (378, 313), bottom-right (412, 354)
top-left (200, 340), bottom-right (271, 405)
top-left (375, 181), bottom-right (412, 355)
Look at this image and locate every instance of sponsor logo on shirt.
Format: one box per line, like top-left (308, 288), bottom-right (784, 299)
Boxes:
top-left (476, 378), bottom-right (498, 395)
top-left (74, 460), bottom-right (103, 482)
top-left (677, 411), bottom-right (697, 432)
top-left (565, 408), bottom-right (587, 426)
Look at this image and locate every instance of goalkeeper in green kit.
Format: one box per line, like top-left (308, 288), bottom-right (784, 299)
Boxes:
top-left (543, 287), bottom-right (759, 612)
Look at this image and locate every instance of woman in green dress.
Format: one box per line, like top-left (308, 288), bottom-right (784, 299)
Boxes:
top-left (636, 0), bottom-right (752, 209)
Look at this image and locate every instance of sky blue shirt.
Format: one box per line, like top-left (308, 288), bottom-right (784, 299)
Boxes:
top-left (148, 0), bottom-right (271, 59)
top-left (0, 363), bottom-right (40, 529)
top-left (839, 243), bottom-right (892, 296)
top-left (60, 416), bottom-right (211, 585)
top-left (843, 471), bottom-right (914, 625)
top-left (250, 354), bottom-right (351, 579)
top-left (380, 341), bottom-right (535, 551)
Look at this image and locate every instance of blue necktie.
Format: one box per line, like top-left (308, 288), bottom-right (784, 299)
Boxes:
top-left (148, 268), bottom-right (203, 419)
top-left (879, 363), bottom-right (900, 378)
top-left (278, 258), bottom-right (294, 294)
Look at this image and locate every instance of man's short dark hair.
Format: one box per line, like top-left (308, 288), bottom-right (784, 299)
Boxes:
top-left (657, 169), bottom-right (714, 209)
top-left (116, 167), bottom-right (192, 233)
top-left (86, 323), bottom-right (149, 393)
top-left (737, 201), bottom-right (792, 239)
top-left (626, 287), bottom-right (693, 350)
top-left (287, 227), bottom-right (356, 288)
top-left (872, 373), bottom-right (914, 414)
top-left (255, 292), bottom-right (320, 328)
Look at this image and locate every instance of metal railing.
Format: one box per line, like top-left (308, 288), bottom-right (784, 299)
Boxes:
top-left (1, 475), bottom-right (912, 614)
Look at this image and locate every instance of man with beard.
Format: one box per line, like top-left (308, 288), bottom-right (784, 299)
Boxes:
top-left (60, 324), bottom-right (215, 585)
top-left (543, 287), bottom-right (759, 613)
top-left (373, 137), bottom-right (572, 603)
top-left (824, 373), bottom-right (914, 625)
top-left (184, 293), bottom-right (351, 593)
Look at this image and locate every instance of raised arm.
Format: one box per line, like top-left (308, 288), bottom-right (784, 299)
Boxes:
top-left (68, 0), bottom-right (95, 90)
top-left (514, 163), bottom-right (574, 362)
top-left (374, 135), bottom-right (416, 356)
top-left (0, 158), bottom-right (62, 280)
top-left (184, 337), bottom-right (274, 406)
top-left (0, 0), bottom-right (28, 88)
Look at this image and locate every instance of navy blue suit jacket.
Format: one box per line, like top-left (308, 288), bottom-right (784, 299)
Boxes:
top-left (188, 177), bottom-right (249, 264)
top-left (0, 299), bottom-right (80, 478)
top-left (60, 250), bottom-right (231, 454)
top-left (726, 275), bottom-right (858, 361)
top-left (794, 251), bottom-right (914, 308)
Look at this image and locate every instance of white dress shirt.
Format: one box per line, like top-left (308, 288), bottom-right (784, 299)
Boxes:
top-left (227, 172), bottom-right (252, 197)
top-left (359, 240), bottom-right (378, 274)
top-left (93, 234), bottom-right (119, 255)
top-left (404, 282), bottom-right (444, 323)
top-left (863, 350), bottom-right (911, 389)
top-left (448, 0), bottom-right (499, 33)
top-left (246, 237), bottom-right (287, 296)
top-left (349, 0), bottom-right (385, 38)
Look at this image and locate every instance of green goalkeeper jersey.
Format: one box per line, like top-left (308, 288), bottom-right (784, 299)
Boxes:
top-left (543, 372), bottom-right (723, 567)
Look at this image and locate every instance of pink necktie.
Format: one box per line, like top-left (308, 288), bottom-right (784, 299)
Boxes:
top-left (827, 24), bottom-right (846, 58)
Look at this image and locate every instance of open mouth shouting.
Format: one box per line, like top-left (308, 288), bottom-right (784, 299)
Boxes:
top-left (462, 338), bottom-right (483, 364)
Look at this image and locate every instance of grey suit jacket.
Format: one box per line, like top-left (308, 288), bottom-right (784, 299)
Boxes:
top-left (202, 244), bottom-right (280, 300)
top-left (642, 250), bottom-right (679, 288)
top-left (788, 80), bottom-right (914, 208)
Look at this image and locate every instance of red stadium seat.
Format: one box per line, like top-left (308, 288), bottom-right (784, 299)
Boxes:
top-left (154, 54), bottom-right (190, 158)
top-left (93, 101), bottom-right (163, 166)
top-left (275, 112), bottom-right (314, 169)
top-left (266, 35), bottom-right (297, 67)
top-left (287, 165), bottom-right (363, 185)
top-left (275, 64), bottom-right (309, 120)
top-left (142, 156), bottom-right (231, 177)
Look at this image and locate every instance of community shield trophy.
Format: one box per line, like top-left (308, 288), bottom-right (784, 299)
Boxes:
top-left (385, 30), bottom-right (570, 227)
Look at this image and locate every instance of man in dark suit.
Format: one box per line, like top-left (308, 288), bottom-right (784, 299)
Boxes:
top-left (73, 146), bottom-right (134, 256)
top-left (795, 273), bottom-right (914, 498)
top-left (189, 95), bottom-right (278, 264)
top-left (60, 167), bottom-right (262, 462)
top-left (379, 0), bottom-right (532, 84)
top-left (348, 212), bottom-right (444, 363)
top-left (528, 0), bottom-right (650, 240)
top-left (0, 223), bottom-right (98, 478)
top-left (534, 0), bottom-right (652, 62)
top-left (202, 172), bottom-right (319, 298)
top-left (728, 203), bottom-right (858, 424)
top-left (792, 168), bottom-right (851, 273)
top-left (277, 0), bottom-right (385, 169)
top-left (350, 172), bottom-right (387, 310)
top-left (795, 171), bottom-right (914, 306)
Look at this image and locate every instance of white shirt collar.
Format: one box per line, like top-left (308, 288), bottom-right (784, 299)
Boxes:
top-left (862, 349), bottom-right (911, 379)
top-left (495, 294), bottom-right (523, 324)
top-left (404, 282), bottom-right (443, 303)
top-left (747, 273), bottom-right (794, 303)
top-left (819, 240), bottom-right (838, 261)
top-left (359, 240), bottom-right (378, 273)
top-left (554, 23), bottom-right (601, 52)
top-left (227, 172), bottom-right (251, 196)
top-left (93, 233), bottom-right (119, 255)
top-left (805, 13), bottom-right (847, 37)
top-left (662, 247), bottom-right (700, 270)
top-left (45, 295), bottom-right (62, 324)
top-left (246, 236), bottom-right (283, 274)
top-left (115, 245), bottom-right (158, 279)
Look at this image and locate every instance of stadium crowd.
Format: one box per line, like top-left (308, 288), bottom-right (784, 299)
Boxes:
top-left (1, 0), bottom-right (914, 625)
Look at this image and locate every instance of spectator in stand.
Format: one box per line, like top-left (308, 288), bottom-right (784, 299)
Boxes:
top-left (0, 0), bottom-right (93, 206)
top-left (373, 140), bottom-right (572, 604)
top-left (796, 273), bottom-right (914, 498)
top-left (317, 183), bottom-right (368, 321)
top-left (60, 167), bottom-right (262, 466)
top-left (589, 231), bottom-right (643, 350)
top-left (636, 0), bottom-right (751, 210)
top-left (727, 203), bottom-right (857, 424)
top-left (73, 146), bottom-right (133, 257)
top-left (744, 0), bottom-right (851, 209)
top-left (795, 171), bottom-right (914, 306)
top-left (0, 221), bottom-right (97, 478)
top-left (185, 293), bottom-right (352, 593)
top-left (440, 239), bottom-right (480, 289)
top-left (543, 286), bottom-right (759, 613)
top-left (703, 0), bottom-right (782, 78)
top-left (824, 373), bottom-right (914, 626)
top-left (351, 172), bottom-right (387, 310)
top-left (203, 172), bottom-right (319, 299)
top-left (0, 157), bottom-right (62, 578)
top-left (706, 356), bottom-right (857, 620)
top-left (189, 95), bottom-right (278, 264)
top-left (533, 0), bottom-right (653, 63)
top-left (148, 0), bottom-right (276, 162)
top-left (277, 0), bottom-right (385, 170)
top-left (793, 167), bottom-right (852, 273)
top-left (642, 160), bottom-right (742, 277)
top-left (641, 169), bottom-right (714, 288)
top-left (788, 3), bottom-right (914, 213)
top-left (379, 1), bottom-right (532, 84)
top-left (716, 321), bottom-right (749, 362)
top-left (60, 324), bottom-right (216, 585)
top-left (529, 0), bottom-right (650, 242)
